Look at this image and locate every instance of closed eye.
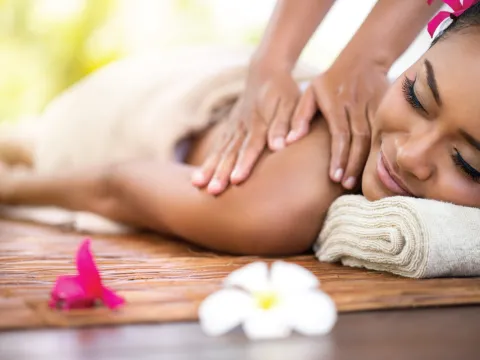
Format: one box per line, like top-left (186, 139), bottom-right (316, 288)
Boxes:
top-left (452, 148), bottom-right (480, 183)
top-left (402, 76), bottom-right (427, 113)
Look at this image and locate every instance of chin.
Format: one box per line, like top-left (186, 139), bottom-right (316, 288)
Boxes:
top-left (362, 176), bottom-right (381, 201)
top-left (361, 155), bottom-right (387, 201)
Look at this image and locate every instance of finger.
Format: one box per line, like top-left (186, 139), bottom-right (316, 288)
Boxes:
top-left (191, 132), bottom-right (232, 187)
top-left (207, 133), bottom-right (245, 195)
top-left (311, 80), bottom-right (352, 182)
top-left (342, 105), bottom-right (371, 190)
top-left (191, 153), bottom-right (220, 187)
top-left (231, 115), bottom-right (268, 184)
top-left (322, 103), bottom-right (351, 183)
top-left (268, 98), bottom-right (297, 151)
top-left (286, 87), bottom-right (316, 144)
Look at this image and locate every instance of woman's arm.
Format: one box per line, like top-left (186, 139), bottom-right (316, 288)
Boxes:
top-left (3, 121), bottom-right (345, 255)
top-left (347, 0), bottom-right (443, 68)
top-left (251, 0), bottom-right (335, 72)
top-left (191, 0), bottom-right (337, 194)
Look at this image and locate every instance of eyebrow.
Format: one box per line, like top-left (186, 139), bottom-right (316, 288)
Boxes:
top-left (460, 130), bottom-right (480, 152)
top-left (424, 59), bottom-right (442, 106)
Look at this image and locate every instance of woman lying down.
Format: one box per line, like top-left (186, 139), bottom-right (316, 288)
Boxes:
top-left (2, 7), bottom-right (480, 256)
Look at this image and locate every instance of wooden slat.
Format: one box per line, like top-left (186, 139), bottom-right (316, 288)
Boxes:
top-left (1, 219), bottom-right (480, 330)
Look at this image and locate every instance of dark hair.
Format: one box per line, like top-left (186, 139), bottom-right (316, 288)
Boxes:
top-left (431, 2), bottom-right (480, 46)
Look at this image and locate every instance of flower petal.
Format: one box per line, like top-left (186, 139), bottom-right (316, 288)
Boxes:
top-left (284, 290), bottom-right (337, 336)
top-left (76, 239), bottom-right (103, 297)
top-left (49, 275), bottom-right (94, 309)
top-left (224, 262), bottom-right (269, 293)
top-left (427, 11), bottom-right (452, 37)
top-left (101, 286), bottom-right (126, 309)
top-left (243, 307), bottom-right (292, 340)
top-left (50, 275), bottom-right (85, 299)
top-left (199, 288), bottom-right (254, 337)
top-left (443, 0), bottom-right (463, 11)
top-left (270, 261), bottom-right (319, 294)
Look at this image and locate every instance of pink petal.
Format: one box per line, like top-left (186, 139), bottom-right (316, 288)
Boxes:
top-left (49, 275), bottom-right (95, 309)
top-left (428, 0), bottom-right (477, 10)
top-left (76, 239), bottom-right (103, 297)
top-left (101, 286), bottom-right (126, 309)
top-left (452, 8), bottom-right (469, 17)
top-left (442, 0), bottom-right (463, 11)
top-left (428, 11), bottom-right (451, 37)
top-left (51, 275), bottom-right (85, 300)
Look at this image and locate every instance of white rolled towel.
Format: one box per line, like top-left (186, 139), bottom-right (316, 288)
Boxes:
top-left (315, 195), bottom-right (480, 278)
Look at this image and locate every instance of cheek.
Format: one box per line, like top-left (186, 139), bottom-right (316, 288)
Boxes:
top-left (362, 79), bottom-right (410, 200)
top-left (372, 80), bottom-right (409, 135)
top-left (434, 171), bottom-right (480, 207)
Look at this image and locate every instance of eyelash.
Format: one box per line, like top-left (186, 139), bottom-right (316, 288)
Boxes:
top-left (402, 76), bottom-right (480, 184)
top-left (402, 76), bottom-right (426, 112)
top-left (452, 149), bottom-right (480, 183)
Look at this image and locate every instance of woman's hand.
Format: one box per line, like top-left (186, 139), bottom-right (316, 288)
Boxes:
top-left (191, 65), bottom-right (302, 195)
top-left (287, 56), bottom-right (390, 190)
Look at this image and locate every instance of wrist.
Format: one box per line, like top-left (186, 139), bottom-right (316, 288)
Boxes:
top-left (249, 49), bottom-right (296, 76)
top-left (370, 43), bottom-right (403, 70)
top-left (337, 39), bottom-right (394, 74)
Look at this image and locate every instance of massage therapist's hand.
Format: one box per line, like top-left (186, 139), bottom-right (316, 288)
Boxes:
top-left (286, 55), bottom-right (390, 190)
top-left (191, 63), bottom-right (301, 195)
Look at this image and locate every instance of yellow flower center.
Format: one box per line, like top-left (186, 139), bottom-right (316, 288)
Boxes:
top-left (254, 291), bottom-right (279, 310)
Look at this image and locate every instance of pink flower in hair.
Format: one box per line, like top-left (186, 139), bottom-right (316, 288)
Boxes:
top-left (49, 239), bottom-right (125, 310)
top-left (427, 0), bottom-right (478, 37)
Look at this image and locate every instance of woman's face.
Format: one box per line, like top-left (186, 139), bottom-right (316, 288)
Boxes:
top-left (362, 33), bottom-right (480, 207)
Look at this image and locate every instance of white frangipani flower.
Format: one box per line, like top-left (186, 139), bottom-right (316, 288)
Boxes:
top-left (199, 261), bottom-right (337, 340)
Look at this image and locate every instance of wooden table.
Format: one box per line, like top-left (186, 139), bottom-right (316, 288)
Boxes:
top-left (1, 306), bottom-right (479, 360)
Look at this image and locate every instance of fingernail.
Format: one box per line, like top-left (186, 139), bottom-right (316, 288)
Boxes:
top-left (231, 168), bottom-right (241, 181)
top-left (343, 176), bottom-right (356, 189)
top-left (207, 179), bottom-right (222, 193)
top-left (191, 171), bottom-right (205, 184)
top-left (286, 131), bottom-right (296, 143)
top-left (272, 137), bottom-right (285, 150)
top-left (333, 168), bottom-right (343, 182)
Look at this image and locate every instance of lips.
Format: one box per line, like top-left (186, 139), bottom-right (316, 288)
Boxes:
top-left (376, 151), bottom-right (413, 197)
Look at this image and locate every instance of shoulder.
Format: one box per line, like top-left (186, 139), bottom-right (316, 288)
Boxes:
top-left (252, 117), bottom-right (346, 241)
top-left (221, 117), bottom-right (346, 254)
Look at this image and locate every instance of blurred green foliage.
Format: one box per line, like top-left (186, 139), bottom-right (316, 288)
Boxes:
top-left (0, 0), bottom-right (123, 122)
top-left (1, 0), bottom-right (263, 122)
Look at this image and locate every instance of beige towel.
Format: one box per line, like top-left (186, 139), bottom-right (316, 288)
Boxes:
top-left (315, 195), bottom-right (480, 278)
top-left (31, 46), bottom-right (316, 173)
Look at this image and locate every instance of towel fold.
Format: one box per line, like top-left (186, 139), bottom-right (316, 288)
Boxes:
top-left (315, 195), bottom-right (480, 278)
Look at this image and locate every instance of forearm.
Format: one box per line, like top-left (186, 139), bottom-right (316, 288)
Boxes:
top-left (251, 0), bottom-right (335, 72)
top-left (0, 164), bottom-right (176, 232)
top-left (345, 0), bottom-right (443, 68)
top-left (5, 169), bottom-right (105, 210)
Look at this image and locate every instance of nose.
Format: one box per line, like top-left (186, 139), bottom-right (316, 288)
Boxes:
top-left (395, 132), bottom-right (436, 181)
